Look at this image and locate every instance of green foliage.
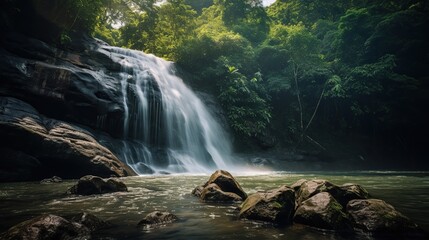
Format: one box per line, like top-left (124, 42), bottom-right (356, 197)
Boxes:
top-left (218, 64), bottom-right (271, 137)
top-left (334, 8), bottom-right (373, 66)
top-left (9, 0), bottom-right (427, 157)
top-left (215, 0), bottom-right (270, 43)
top-left (152, 0), bottom-right (197, 60)
top-left (60, 31), bottom-right (72, 46)
top-left (59, 0), bottom-right (104, 33)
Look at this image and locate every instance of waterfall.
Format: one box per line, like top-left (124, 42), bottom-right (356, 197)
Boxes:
top-left (104, 46), bottom-right (233, 174)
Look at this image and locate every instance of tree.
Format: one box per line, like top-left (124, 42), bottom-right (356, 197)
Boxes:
top-left (218, 65), bottom-right (271, 137)
top-left (152, 0), bottom-right (197, 60)
top-left (262, 23), bottom-right (331, 148)
top-left (215, 0), bottom-right (270, 43)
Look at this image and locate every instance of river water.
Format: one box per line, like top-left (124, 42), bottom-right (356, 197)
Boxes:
top-left (1, 171), bottom-right (428, 239)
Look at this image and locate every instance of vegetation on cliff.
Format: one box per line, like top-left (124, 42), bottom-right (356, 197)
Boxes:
top-left (1, 0), bottom-right (428, 166)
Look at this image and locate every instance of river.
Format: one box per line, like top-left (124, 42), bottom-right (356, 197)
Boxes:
top-left (1, 171), bottom-right (428, 239)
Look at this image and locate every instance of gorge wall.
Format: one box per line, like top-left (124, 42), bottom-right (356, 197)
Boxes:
top-left (0, 33), bottom-right (233, 182)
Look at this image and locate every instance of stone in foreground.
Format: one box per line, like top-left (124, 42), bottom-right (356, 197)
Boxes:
top-left (66, 212), bottom-right (110, 232)
top-left (239, 185), bottom-right (295, 225)
top-left (200, 183), bottom-right (242, 202)
top-left (138, 211), bottom-right (178, 227)
top-left (347, 199), bottom-right (425, 238)
top-left (0, 214), bottom-right (90, 240)
top-left (67, 175), bottom-right (127, 195)
top-left (294, 179), bottom-right (369, 208)
top-left (336, 183), bottom-right (370, 207)
top-left (40, 176), bottom-right (63, 184)
top-left (205, 170), bottom-right (247, 200)
top-left (193, 170), bottom-right (247, 202)
top-left (295, 179), bottom-right (341, 206)
top-left (294, 192), bottom-right (352, 231)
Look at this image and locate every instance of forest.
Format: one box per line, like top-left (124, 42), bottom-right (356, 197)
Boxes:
top-left (2, 0), bottom-right (429, 168)
top-left (2, 1), bottom-right (429, 239)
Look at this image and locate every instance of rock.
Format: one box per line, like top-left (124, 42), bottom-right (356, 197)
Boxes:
top-left (0, 33), bottom-right (126, 138)
top-left (249, 157), bottom-right (273, 167)
top-left (200, 183), bottom-right (242, 202)
top-left (66, 212), bottom-right (110, 232)
top-left (0, 214), bottom-right (90, 240)
top-left (239, 185), bottom-right (295, 225)
top-left (294, 192), bottom-right (352, 231)
top-left (192, 170), bottom-right (247, 202)
top-left (295, 179), bottom-right (342, 206)
top-left (40, 176), bottom-right (62, 184)
top-left (67, 175), bottom-right (127, 195)
top-left (336, 183), bottom-right (369, 207)
top-left (204, 170), bottom-right (247, 200)
top-left (347, 199), bottom-right (424, 238)
top-left (133, 162), bottom-right (155, 174)
top-left (192, 185), bottom-right (204, 198)
top-left (290, 179), bottom-right (308, 191)
top-left (0, 97), bottom-right (136, 182)
top-left (138, 211), bottom-right (178, 227)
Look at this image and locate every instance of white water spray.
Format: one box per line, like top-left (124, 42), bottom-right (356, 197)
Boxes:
top-left (105, 46), bottom-right (233, 174)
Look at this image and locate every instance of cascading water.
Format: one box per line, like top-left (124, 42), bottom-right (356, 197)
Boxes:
top-left (104, 46), bottom-right (233, 174)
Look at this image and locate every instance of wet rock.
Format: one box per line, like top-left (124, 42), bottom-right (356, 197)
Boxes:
top-left (200, 183), bottom-right (242, 202)
top-left (294, 192), bottom-right (352, 231)
top-left (295, 179), bottom-right (342, 206)
top-left (0, 33), bottom-right (125, 138)
top-left (249, 157), bottom-right (273, 167)
top-left (192, 185), bottom-right (204, 198)
top-left (290, 179), bottom-right (308, 191)
top-left (347, 199), bottom-right (424, 238)
top-left (66, 212), bottom-right (110, 232)
top-left (239, 185), bottom-right (295, 225)
top-left (193, 170), bottom-right (247, 202)
top-left (204, 170), bottom-right (247, 200)
top-left (336, 183), bottom-right (370, 207)
top-left (138, 211), bottom-right (178, 227)
top-left (40, 176), bottom-right (62, 184)
top-left (67, 175), bottom-right (127, 195)
top-left (133, 162), bottom-right (155, 174)
top-left (0, 214), bottom-right (90, 240)
top-left (0, 97), bottom-right (136, 182)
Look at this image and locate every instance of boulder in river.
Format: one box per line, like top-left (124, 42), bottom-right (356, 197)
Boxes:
top-left (0, 214), bottom-right (91, 240)
top-left (40, 176), bottom-right (62, 184)
top-left (294, 192), bottom-right (352, 231)
top-left (193, 170), bottom-right (247, 202)
top-left (138, 211), bottom-right (178, 228)
top-left (239, 185), bottom-right (295, 225)
top-left (66, 212), bottom-right (110, 232)
top-left (290, 179), bottom-right (308, 191)
top-left (336, 183), bottom-right (370, 207)
top-left (67, 175), bottom-right (128, 195)
top-left (294, 179), bottom-right (370, 208)
top-left (295, 179), bottom-right (342, 206)
top-left (205, 170), bottom-right (247, 200)
top-left (347, 199), bottom-right (425, 238)
top-left (200, 183), bottom-right (242, 202)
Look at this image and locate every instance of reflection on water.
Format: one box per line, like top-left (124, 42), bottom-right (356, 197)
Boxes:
top-left (0, 172), bottom-right (428, 239)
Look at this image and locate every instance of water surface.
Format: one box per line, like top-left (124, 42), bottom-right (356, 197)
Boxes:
top-left (1, 171), bottom-right (428, 239)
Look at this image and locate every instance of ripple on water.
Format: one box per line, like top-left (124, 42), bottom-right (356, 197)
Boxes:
top-left (1, 172), bottom-right (428, 239)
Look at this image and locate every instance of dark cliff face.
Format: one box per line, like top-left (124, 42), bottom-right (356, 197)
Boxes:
top-left (0, 33), bottom-right (127, 137)
top-left (0, 33), bottom-right (141, 181)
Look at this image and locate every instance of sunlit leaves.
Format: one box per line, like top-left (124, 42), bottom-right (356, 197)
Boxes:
top-left (219, 67), bottom-right (271, 137)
